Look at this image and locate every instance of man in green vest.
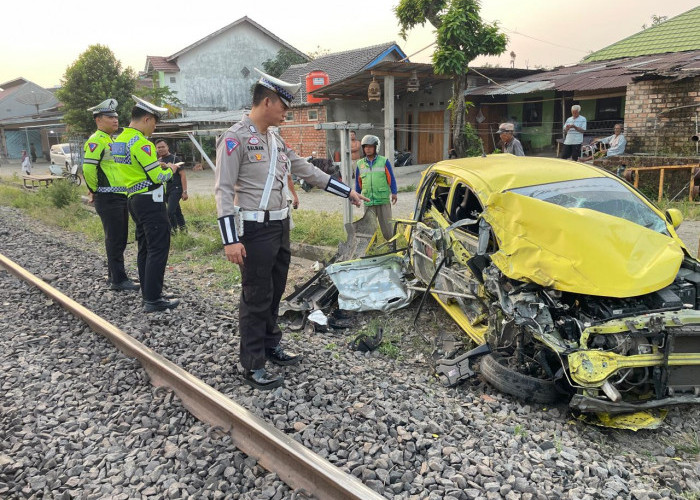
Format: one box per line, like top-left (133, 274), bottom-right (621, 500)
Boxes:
top-left (354, 135), bottom-right (398, 240)
top-left (112, 95), bottom-right (180, 312)
top-left (83, 98), bottom-right (139, 291)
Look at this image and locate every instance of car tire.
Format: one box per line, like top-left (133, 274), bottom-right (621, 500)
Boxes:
top-left (480, 352), bottom-right (562, 404)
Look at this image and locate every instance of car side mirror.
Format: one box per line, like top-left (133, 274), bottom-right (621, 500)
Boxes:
top-left (665, 208), bottom-right (683, 229)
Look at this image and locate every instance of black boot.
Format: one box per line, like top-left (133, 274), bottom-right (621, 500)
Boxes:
top-left (109, 279), bottom-right (140, 291)
top-left (242, 368), bottom-right (283, 390)
top-left (143, 297), bottom-right (180, 312)
top-left (266, 345), bottom-right (302, 366)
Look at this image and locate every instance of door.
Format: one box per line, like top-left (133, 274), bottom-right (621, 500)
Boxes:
top-left (418, 111), bottom-right (445, 164)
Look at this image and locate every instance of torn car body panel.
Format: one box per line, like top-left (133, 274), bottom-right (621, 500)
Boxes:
top-left (325, 253), bottom-right (415, 312)
top-left (482, 191), bottom-right (685, 298)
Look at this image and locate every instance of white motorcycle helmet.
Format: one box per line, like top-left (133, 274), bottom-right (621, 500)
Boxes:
top-left (361, 135), bottom-right (381, 155)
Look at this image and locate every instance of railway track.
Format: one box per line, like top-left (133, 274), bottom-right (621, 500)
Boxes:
top-left (0, 252), bottom-right (383, 500)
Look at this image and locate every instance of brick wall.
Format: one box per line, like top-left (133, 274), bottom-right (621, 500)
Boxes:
top-left (279, 105), bottom-right (328, 158)
top-left (624, 76), bottom-right (700, 155)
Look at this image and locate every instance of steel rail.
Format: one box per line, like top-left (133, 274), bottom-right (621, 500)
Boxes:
top-left (0, 253), bottom-right (384, 500)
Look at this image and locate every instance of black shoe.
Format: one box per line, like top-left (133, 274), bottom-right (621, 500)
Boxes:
top-left (242, 368), bottom-right (283, 390)
top-left (266, 345), bottom-right (302, 366)
top-left (109, 279), bottom-right (140, 291)
top-left (143, 298), bottom-right (180, 312)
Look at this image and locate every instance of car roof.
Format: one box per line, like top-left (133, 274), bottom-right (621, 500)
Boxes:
top-left (428, 154), bottom-right (609, 196)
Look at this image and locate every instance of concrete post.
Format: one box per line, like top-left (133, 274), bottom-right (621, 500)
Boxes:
top-left (383, 76), bottom-right (395, 166)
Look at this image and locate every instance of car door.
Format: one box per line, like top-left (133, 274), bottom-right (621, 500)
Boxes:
top-left (410, 171), bottom-right (490, 340)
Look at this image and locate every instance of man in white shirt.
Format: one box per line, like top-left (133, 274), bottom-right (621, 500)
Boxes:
top-left (561, 105), bottom-right (587, 161)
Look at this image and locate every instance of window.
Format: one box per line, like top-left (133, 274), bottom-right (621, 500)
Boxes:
top-left (522, 98), bottom-right (543, 127)
top-left (169, 76), bottom-right (176, 84)
top-left (307, 109), bottom-right (318, 121)
top-left (510, 177), bottom-right (667, 234)
top-left (285, 111), bottom-right (294, 121)
top-left (596, 97), bottom-right (623, 121)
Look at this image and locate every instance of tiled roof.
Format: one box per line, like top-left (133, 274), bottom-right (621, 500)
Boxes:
top-left (466, 50), bottom-right (700, 96)
top-left (279, 42), bottom-right (406, 105)
top-left (146, 56), bottom-right (180, 72)
top-left (584, 6), bottom-right (700, 62)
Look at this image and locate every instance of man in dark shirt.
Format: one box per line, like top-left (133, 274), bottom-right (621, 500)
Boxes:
top-left (155, 139), bottom-right (188, 233)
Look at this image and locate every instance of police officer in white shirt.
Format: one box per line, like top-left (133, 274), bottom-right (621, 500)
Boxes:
top-left (215, 69), bottom-right (368, 390)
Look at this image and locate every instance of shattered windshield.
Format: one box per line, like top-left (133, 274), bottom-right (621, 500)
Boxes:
top-left (510, 177), bottom-right (668, 234)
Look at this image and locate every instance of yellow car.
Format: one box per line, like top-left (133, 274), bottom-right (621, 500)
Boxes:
top-left (407, 154), bottom-right (700, 429)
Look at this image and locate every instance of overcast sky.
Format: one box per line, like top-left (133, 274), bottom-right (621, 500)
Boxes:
top-left (1, 1), bottom-right (697, 88)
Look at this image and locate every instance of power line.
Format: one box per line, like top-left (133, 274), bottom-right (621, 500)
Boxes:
top-left (499, 26), bottom-right (590, 54)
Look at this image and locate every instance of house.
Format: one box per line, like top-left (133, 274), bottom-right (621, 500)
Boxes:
top-left (464, 6), bottom-right (700, 156)
top-left (279, 42), bottom-right (535, 164)
top-left (0, 78), bottom-right (64, 159)
top-left (143, 16), bottom-right (308, 116)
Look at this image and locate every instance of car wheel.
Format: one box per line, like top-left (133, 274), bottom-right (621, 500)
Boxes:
top-left (480, 352), bottom-right (563, 404)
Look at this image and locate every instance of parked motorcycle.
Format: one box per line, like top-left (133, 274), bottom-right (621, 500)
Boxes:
top-left (394, 149), bottom-right (413, 167)
top-left (299, 154), bottom-right (342, 192)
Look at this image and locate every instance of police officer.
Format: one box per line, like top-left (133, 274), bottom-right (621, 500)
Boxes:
top-left (215, 69), bottom-right (368, 390)
top-left (82, 98), bottom-right (139, 291)
top-left (112, 95), bottom-right (180, 312)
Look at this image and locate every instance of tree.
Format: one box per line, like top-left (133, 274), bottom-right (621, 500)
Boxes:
top-left (642, 14), bottom-right (668, 30)
top-left (136, 85), bottom-right (183, 119)
top-left (395, 0), bottom-right (507, 157)
top-left (263, 49), bottom-right (308, 78)
top-left (56, 45), bottom-right (136, 135)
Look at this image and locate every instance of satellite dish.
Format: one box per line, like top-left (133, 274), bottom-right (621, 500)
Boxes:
top-left (16, 87), bottom-right (52, 114)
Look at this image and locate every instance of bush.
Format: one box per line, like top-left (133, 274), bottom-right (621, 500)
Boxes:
top-left (463, 123), bottom-right (485, 157)
top-left (43, 180), bottom-right (81, 208)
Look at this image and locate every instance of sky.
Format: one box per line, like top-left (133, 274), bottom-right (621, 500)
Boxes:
top-left (1, 0), bottom-right (697, 88)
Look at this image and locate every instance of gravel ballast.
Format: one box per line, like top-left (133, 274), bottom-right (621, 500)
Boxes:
top-left (1, 204), bottom-right (700, 499)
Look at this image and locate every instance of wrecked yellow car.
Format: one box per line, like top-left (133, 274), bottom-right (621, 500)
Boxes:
top-left (406, 154), bottom-right (700, 428)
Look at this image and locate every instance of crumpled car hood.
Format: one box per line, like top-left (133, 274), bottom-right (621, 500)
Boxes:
top-left (481, 191), bottom-right (684, 298)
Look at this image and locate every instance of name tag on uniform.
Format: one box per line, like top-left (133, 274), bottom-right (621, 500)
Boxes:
top-left (111, 142), bottom-right (127, 155)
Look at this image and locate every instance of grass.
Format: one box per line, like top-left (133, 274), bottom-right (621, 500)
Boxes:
top-left (0, 185), bottom-right (346, 294)
top-left (656, 199), bottom-right (700, 221)
top-left (661, 430), bottom-right (700, 456)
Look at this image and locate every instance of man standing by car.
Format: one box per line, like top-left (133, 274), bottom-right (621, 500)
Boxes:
top-left (498, 122), bottom-right (524, 156)
top-left (112, 96), bottom-right (180, 312)
top-left (215, 69), bottom-right (368, 390)
top-left (155, 139), bottom-right (188, 233)
top-left (561, 104), bottom-right (587, 161)
top-left (82, 98), bottom-right (139, 291)
top-left (355, 135), bottom-right (398, 241)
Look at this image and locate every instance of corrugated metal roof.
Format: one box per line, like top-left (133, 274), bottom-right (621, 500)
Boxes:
top-left (465, 50), bottom-right (700, 96)
top-left (584, 6), bottom-right (700, 62)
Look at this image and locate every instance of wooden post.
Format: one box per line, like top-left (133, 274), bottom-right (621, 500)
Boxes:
top-left (690, 169), bottom-right (695, 202)
top-left (634, 169), bottom-right (639, 189)
top-left (658, 168), bottom-right (665, 203)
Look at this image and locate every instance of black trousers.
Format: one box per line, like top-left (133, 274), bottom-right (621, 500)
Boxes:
top-left (238, 218), bottom-right (290, 370)
top-left (93, 192), bottom-right (129, 284)
top-left (166, 188), bottom-right (186, 230)
top-left (561, 143), bottom-right (582, 161)
top-left (127, 194), bottom-right (171, 302)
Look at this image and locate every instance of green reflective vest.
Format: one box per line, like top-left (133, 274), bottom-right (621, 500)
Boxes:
top-left (112, 127), bottom-right (172, 197)
top-left (357, 155), bottom-right (390, 206)
top-left (82, 130), bottom-right (126, 195)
